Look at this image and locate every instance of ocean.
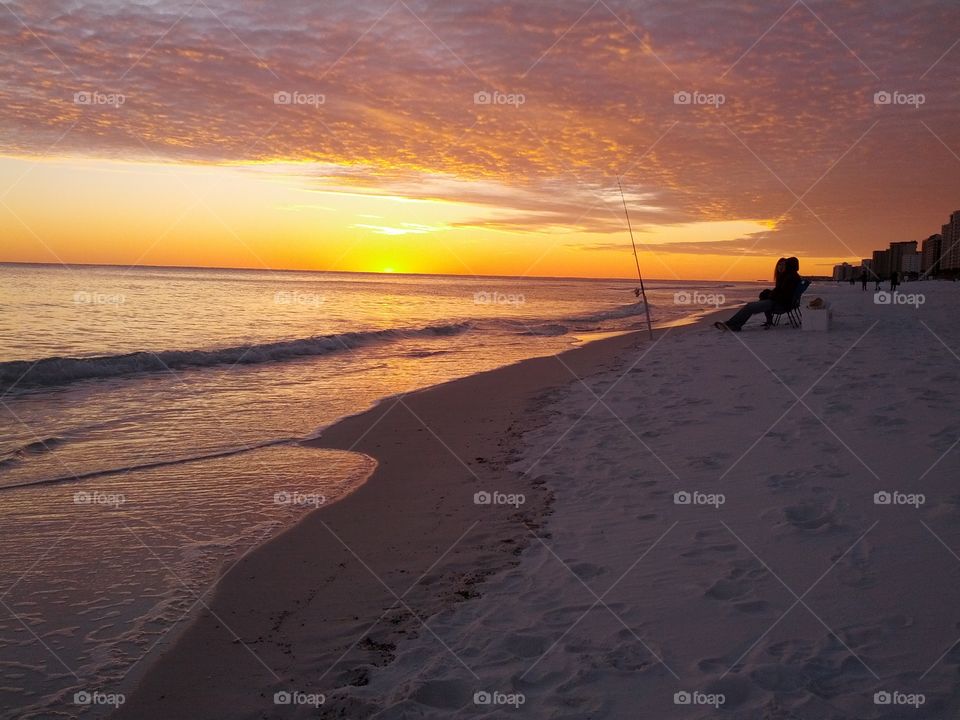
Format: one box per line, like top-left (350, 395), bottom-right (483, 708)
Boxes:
top-left (0, 263), bottom-right (759, 717)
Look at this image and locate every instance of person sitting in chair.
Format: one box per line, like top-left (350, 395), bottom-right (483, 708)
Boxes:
top-left (758, 258), bottom-right (787, 301)
top-left (715, 257), bottom-right (801, 332)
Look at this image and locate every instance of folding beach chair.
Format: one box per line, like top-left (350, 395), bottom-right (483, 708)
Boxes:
top-left (772, 279), bottom-right (811, 328)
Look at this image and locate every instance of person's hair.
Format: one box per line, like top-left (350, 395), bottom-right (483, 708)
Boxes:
top-left (774, 257), bottom-right (787, 281)
top-left (785, 257), bottom-right (800, 273)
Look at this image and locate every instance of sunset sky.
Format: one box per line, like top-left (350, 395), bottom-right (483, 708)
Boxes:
top-left (1, 0), bottom-right (958, 280)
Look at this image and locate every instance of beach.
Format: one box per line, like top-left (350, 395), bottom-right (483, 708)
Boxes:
top-left (114, 280), bottom-right (960, 719)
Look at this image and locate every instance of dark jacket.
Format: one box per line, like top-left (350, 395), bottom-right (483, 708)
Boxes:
top-left (771, 271), bottom-right (800, 308)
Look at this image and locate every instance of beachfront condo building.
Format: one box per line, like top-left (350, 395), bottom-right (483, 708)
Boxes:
top-left (863, 211), bottom-right (959, 278)
top-left (832, 262), bottom-right (862, 281)
top-left (942, 212), bottom-right (960, 273)
top-left (889, 241), bottom-right (918, 276)
top-left (872, 249), bottom-right (891, 277)
top-left (901, 252), bottom-right (922, 276)
top-left (922, 234), bottom-right (942, 275)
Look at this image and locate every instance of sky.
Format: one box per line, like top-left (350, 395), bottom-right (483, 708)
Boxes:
top-left (0, 0), bottom-right (958, 280)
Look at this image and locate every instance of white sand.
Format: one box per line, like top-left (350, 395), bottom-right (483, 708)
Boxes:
top-left (332, 281), bottom-right (960, 718)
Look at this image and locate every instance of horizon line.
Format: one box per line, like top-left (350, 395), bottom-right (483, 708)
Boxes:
top-left (0, 259), bottom-right (796, 284)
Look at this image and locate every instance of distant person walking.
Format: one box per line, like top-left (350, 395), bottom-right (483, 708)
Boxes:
top-left (860, 270), bottom-right (869, 291)
top-left (890, 270), bottom-right (899, 292)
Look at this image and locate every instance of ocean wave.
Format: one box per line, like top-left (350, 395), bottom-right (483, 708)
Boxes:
top-left (16, 436), bottom-right (68, 455)
top-left (0, 322), bottom-right (471, 392)
top-left (564, 301), bottom-right (652, 324)
top-left (478, 301), bottom-right (650, 336)
top-left (405, 349), bottom-right (452, 358)
top-left (0, 437), bottom-right (301, 492)
top-left (519, 324), bottom-right (569, 337)
top-left (0, 436), bottom-right (68, 470)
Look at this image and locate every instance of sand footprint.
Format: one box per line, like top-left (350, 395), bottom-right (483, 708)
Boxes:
top-left (681, 528), bottom-right (738, 559)
top-left (775, 498), bottom-right (844, 533)
top-left (732, 599), bottom-right (770, 614)
top-left (833, 537), bottom-right (876, 589)
top-left (568, 562), bottom-right (605, 581)
top-left (705, 576), bottom-right (751, 602)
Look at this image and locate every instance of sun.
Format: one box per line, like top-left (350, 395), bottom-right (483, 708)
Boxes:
top-left (382, 267), bottom-right (395, 273)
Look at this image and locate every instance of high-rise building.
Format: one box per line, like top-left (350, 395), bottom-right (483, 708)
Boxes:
top-left (942, 212), bottom-right (960, 273)
top-left (889, 241), bottom-right (918, 276)
top-left (902, 252), bottom-right (922, 276)
top-left (872, 249), bottom-right (891, 277)
top-left (921, 234), bottom-right (942, 275)
top-left (864, 210), bottom-right (959, 278)
top-left (832, 262), bottom-right (860, 281)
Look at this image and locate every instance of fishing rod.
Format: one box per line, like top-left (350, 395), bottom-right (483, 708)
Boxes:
top-left (617, 177), bottom-right (654, 340)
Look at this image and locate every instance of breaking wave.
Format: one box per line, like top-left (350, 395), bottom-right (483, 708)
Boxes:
top-left (0, 322), bottom-right (471, 391)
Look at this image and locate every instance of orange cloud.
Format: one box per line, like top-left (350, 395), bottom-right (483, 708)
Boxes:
top-left (0, 0), bottom-right (958, 272)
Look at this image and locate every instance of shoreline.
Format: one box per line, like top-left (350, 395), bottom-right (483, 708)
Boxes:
top-left (112, 322), bottom-right (670, 718)
top-left (299, 283), bottom-right (960, 718)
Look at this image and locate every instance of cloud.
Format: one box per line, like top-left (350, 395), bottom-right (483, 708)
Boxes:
top-left (353, 222), bottom-right (444, 235)
top-left (1, 0), bottom-right (959, 256)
